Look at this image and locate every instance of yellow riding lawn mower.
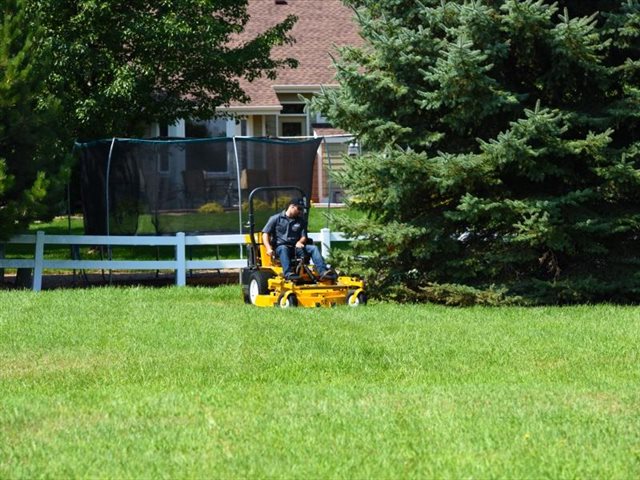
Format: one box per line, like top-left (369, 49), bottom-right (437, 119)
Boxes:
top-left (241, 186), bottom-right (366, 308)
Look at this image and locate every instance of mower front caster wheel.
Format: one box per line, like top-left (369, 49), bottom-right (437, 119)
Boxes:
top-left (278, 293), bottom-right (298, 308)
top-left (347, 291), bottom-right (367, 307)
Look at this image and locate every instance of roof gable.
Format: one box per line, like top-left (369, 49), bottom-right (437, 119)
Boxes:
top-left (227, 0), bottom-right (362, 109)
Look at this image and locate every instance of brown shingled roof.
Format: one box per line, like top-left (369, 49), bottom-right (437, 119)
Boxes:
top-left (225, 0), bottom-right (362, 109)
top-left (313, 126), bottom-right (351, 137)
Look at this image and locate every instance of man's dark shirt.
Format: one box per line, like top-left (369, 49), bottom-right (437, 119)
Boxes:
top-left (263, 211), bottom-right (307, 247)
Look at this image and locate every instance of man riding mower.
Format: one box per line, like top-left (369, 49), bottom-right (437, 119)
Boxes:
top-left (241, 186), bottom-right (366, 308)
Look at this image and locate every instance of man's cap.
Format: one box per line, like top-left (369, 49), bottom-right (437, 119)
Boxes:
top-left (289, 197), bottom-right (305, 208)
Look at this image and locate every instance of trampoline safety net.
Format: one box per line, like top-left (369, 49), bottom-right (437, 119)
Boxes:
top-left (74, 137), bottom-right (322, 235)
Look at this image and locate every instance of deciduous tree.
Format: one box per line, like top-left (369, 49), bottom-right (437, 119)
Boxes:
top-left (1, 1), bottom-right (298, 238)
top-left (34, 0), bottom-right (298, 139)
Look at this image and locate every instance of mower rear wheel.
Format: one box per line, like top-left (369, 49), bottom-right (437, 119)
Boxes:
top-left (248, 271), bottom-right (273, 305)
top-left (347, 291), bottom-right (367, 307)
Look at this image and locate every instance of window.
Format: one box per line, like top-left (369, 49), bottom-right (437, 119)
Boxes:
top-left (158, 150), bottom-right (170, 174)
top-left (282, 121), bottom-right (303, 137)
top-left (185, 118), bottom-right (227, 138)
top-left (265, 115), bottom-right (278, 137)
top-left (281, 103), bottom-right (305, 115)
top-left (184, 119), bottom-right (229, 173)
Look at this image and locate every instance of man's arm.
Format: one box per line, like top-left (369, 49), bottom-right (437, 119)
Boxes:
top-left (296, 219), bottom-right (308, 248)
top-left (262, 214), bottom-right (277, 257)
top-left (263, 232), bottom-right (273, 257)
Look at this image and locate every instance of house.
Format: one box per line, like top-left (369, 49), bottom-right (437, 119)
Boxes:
top-left (148, 0), bottom-right (362, 203)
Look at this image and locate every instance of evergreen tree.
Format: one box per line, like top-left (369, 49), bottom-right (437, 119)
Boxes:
top-left (313, 0), bottom-right (640, 304)
top-left (0, 0), bottom-right (69, 240)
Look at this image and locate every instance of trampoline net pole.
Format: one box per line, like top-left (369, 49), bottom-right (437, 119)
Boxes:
top-left (232, 136), bottom-right (243, 260)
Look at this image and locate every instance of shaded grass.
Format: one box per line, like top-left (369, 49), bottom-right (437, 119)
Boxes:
top-left (1, 287), bottom-right (639, 478)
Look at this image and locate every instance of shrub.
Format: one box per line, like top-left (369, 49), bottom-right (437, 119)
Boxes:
top-left (198, 202), bottom-right (224, 214)
top-left (241, 198), bottom-right (271, 212)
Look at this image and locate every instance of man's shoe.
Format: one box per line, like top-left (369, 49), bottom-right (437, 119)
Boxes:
top-left (285, 273), bottom-right (300, 281)
top-left (319, 269), bottom-right (337, 281)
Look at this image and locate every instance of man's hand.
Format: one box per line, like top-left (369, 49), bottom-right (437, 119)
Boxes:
top-left (265, 247), bottom-right (273, 257)
top-left (295, 236), bottom-right (307, 249)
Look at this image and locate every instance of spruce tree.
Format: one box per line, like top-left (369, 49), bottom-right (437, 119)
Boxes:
top-left (313, 0), bottom-right (640, 304)
top-left (0, 0), bottom-right (68, 240)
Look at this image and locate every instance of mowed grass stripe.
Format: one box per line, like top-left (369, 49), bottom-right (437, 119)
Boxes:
top-left (1, 286), bottom-right (639, 478)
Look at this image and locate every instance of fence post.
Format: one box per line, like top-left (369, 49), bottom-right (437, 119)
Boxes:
top-left (176, 232), bottom-right (186, 287)
top-left (33, 231), bottom-right (45, 292)
top-left (320, 227), bottom-right (331, 258)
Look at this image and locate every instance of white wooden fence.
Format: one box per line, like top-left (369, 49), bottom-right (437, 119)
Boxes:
top-left (0, 229), bottom-right (350, 292)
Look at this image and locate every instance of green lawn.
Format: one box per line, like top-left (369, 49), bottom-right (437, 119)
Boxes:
top-left (1, 286), bottom-right (639, 478)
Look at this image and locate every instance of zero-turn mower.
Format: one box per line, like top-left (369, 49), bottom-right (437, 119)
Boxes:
top-left (241, 186), bottom-right (366, 308)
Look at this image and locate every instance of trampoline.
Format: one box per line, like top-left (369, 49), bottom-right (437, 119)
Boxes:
top-left (73, 136), bottom-right (323, 235)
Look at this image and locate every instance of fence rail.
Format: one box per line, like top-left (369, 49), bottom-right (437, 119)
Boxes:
top-left (0, 229), bottom-right (348, 292)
